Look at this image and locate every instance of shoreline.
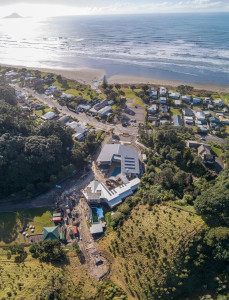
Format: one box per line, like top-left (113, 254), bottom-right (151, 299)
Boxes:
top-left (1, 63), bottom-right (229, 93)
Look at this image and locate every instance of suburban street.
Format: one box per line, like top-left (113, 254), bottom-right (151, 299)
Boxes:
top-left (13, 85), bottom-right (139, 136)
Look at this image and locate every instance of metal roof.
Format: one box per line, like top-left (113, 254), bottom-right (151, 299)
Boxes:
top-left (97, 144), bottom-right (140, 175)
top-left (43, 226), bottom-right (59, 241)
top-left (173, 115), bottom-right (183, 126)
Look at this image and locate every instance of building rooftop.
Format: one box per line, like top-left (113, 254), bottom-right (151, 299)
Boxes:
top-left (97, 144), bottom-right (140, 176)
top-left (83, 177), bottom-right (140, 208)
top-left (43, 226), bottom-right (59, 241)
top-left (173, 115), bottom-right (183, 126)
top-left (90, 223), bottom-right (106, 235)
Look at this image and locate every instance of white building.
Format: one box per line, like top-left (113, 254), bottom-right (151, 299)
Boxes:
top-left (160, 87), bottom-right (167, 96)
top-left (195, 111), bottom-right (206, 122)
top-left (159, 97), bottom-right (167, 104)
top-left (168, 92), bottom-right (180, 100)
top-left (67, 121), bottom-right (88, 141)
top-left (43, 112), bottom-right (56, 120)
top-left (148, 104), bottom-right (157, 114)
top-left (83, 178), bottom-right (140, 208)
top-left (184, 116), bottom-right (194, 125)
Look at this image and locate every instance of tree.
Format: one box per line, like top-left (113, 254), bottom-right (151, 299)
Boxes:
top-left (142, 85), bottom-right (149, 93)
top-left (115, 84), bottom-right (121, 90)
top-left (102, 76), bottom-right (108, 89)
top-left (130, 85), bottom-right (136, 91)
top-left (204, 227), bottom-right (229, 261)
top-left (29, 240), bottom-right (66, 262)
top-left (195, 168), bottom-right (229, 216)
top-left (0, 84), bottom-right (17, 105)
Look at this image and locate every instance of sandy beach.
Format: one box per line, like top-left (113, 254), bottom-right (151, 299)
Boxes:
top-left (108, 75), bottom-right (229, 93)
top-left (2, 63), bottom-right (229, 93)
top-left (36, 67), bottom-right (229, 93)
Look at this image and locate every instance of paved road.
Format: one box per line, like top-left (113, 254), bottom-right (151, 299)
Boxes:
top-left (0, 170), bottom-right (94, 212)
top-left (13, 85), bottom-right (138, 136)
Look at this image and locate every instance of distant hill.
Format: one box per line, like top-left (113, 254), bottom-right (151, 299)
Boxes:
top-left (4, 13), bottom-right (23, 19)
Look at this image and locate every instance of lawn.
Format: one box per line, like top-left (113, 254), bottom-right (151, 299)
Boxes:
top-left (221, 93), bottom-right (229, 105)
top-left (211, 146), bottom-right (223, 157)
top-left (98, 203), bottom-right (205, 299)
top-left (120, 88), bottom-right (141, 100)
top-left (0, 208), bottom-right (54, 246)
top-left (65, 87), bottom-right (98, 101)
top-left (35, 108), bottom-right (53, 116)
top-left (171, 108), bottom-right (181, 116)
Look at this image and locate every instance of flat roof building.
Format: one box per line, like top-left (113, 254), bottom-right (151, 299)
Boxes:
top-left (83, 178), bottom-right (140, 208)
top-left (97, 144), bottom-right (140, 177)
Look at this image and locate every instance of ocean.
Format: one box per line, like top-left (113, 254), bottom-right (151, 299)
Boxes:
top-left (0, 13), bottom-right (229, 85)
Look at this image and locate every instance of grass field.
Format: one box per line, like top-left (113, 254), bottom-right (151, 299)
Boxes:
top-left (0, 252), bottom-right (99, 300)
top-left (98, 203), bottom-right (205, 299)
top-left (35, 108), bottom-right (53, 116)
top-left (0, 208), bottom-right (54, 246)
top-left (171, 108), bottom-right (181, 116)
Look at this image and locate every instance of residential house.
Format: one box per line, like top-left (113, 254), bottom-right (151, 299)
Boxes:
top-left (148, 104), bottom-right (157, 114)
top-left (67, 121), bottom-right (88, 141)
top-left (43, 112), bottom-right (56, 120)
top-left (168, 92), bottom-right (180, 100)
top-left (172, 115), bottom-right (183, 126)
top-left (60, 93), bottom-right (74, 100)
top-left (198, 145), bottom-right (215, 164)
top-left (58, 115), bottom-right (70, 123)
top-left (184, 116), bottom-right (194, 125)
top-left (183, 108), bottom-right (195, 117)
top-left (195, 111), bottom-right (206, 122)
top-left (223, 107), bottom-right (229, 114)
top-left (78, 104), bottom-right (91, 112)
top-left (192, 97), bottom-right (201, 105)
top-left (160, 87), bottom-right (167, 96)
top-left (149, 88), bottom-right (158, 100)
top-left (214, 99), bottom-right (224, 107)
top-left (160, 105), bottom-right (168, 113)
top-left (174, 100), bottom-right (181, 106)
top-left (197, 125), bottom-right (208, 134)
top-left (98, 106), bottom-right (112, 117)
top-left (203, 98), bottom-right (212, 105)
top-left (182, 95), bottom-right (192, 104)
top-left (219, 116), bottom-right (229, 125)
top-left (159, 97), bottom-right (167, 104)
top-left (93, 100), bottom-right (109, 111)
top-left (160, 120), bottom-right (170, 125)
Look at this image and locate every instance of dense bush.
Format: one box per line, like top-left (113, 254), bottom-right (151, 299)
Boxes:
top-left (29, 240), bottom-right (66, 263)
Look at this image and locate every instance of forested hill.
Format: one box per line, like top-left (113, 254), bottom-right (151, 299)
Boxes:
top-left (0, 82), bottom-right (75, 198)
top-left (0, 82), bottom-right (101, 199)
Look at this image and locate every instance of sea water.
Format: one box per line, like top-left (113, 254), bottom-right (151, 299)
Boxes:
top-left (0, 13), bottom-right (228, 85)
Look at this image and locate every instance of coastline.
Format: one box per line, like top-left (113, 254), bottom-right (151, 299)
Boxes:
top-left (2, 63), bottom-right (229, 93)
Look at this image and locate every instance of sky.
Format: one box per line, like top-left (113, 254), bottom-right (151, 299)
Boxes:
top-left (0, 0), bottom-right (228, 18)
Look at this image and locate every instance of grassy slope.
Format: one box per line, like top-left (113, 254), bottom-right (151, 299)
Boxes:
top-left (0, 252), bottom-right (98, 299)
top-left (98, 203), bottom-right (205, 299)
top-left (0, 208), bottom-right (54, 246)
